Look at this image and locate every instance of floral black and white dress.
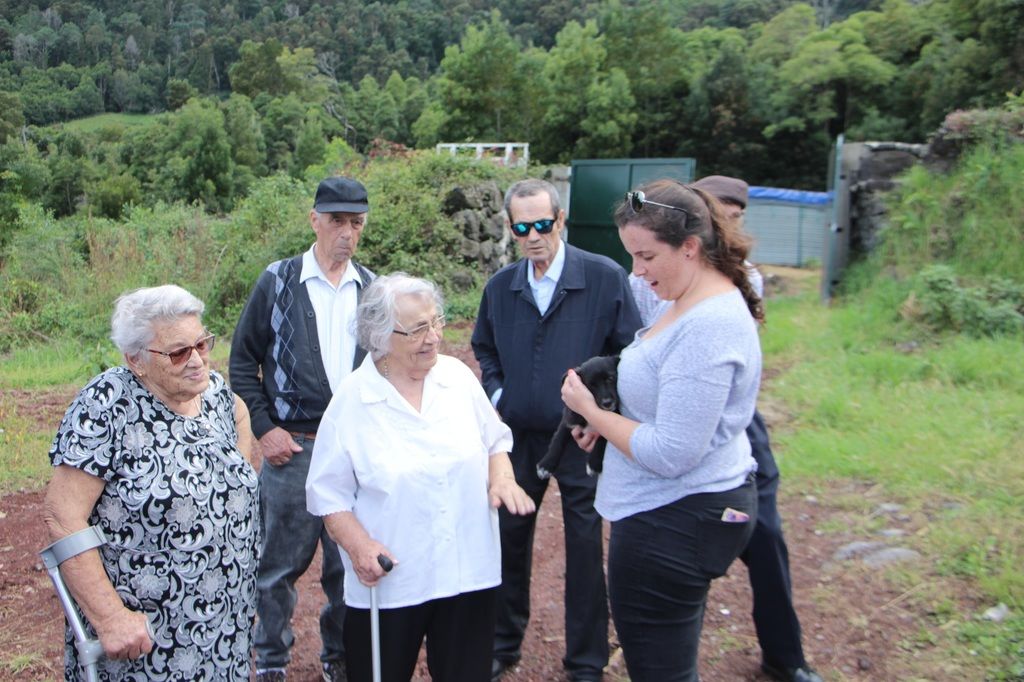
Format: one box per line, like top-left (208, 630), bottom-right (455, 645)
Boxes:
top-left (49, 366), bottom-right (260, 681)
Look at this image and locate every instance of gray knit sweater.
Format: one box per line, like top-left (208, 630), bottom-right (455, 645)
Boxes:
top-left (596, 289), bottom-right (761, 521)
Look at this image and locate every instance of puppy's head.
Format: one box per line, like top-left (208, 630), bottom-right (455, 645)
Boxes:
top-left (574, 355), bottom-right (619, 412)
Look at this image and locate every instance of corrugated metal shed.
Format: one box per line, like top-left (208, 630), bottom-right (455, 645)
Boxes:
top-left (746, 187), bottom-right (831, 267)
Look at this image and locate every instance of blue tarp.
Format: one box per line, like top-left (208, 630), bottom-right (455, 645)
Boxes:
top-left (748, 186), bottom-right (832, 205)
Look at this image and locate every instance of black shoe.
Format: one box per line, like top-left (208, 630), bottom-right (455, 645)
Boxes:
top-left (322, 660), bottom-right (347, 682)
top-left (491, 657), bottom-right (518, 681)
top-left (762, 660), bottom-right (823, 682)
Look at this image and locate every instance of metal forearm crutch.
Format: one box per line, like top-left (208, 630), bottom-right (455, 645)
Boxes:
top-left (40, 525), bottom-right (108, 682)
top-left (370, 554), bottom-right (394, 682)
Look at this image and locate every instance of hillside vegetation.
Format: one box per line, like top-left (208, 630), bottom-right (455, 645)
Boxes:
top-left (2, 0), bottom-right (1022, 223)
top-left (0, 151), bottom-right (521, 352)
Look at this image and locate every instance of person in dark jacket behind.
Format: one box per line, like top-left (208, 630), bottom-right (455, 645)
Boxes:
top-left (472, 179), bottom-right (642, 682)
top-left (230, 176), bottom-right (375, 682)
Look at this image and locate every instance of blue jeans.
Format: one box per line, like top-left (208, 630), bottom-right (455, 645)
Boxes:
top-left (608, 476), bottom-right (757, 682)
top-left (254, 437), bottom-right (346, 668)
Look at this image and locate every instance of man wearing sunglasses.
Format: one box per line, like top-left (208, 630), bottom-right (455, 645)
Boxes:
top-left (628, 175), bottom-right (822, 682)
top-left (472, 179), bottom-right (641, 682)
top-left (230, 176), bottom-right (376, 682)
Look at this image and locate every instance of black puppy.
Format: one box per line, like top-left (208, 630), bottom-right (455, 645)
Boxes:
top-left (536, 355), bottom-right (620, 479)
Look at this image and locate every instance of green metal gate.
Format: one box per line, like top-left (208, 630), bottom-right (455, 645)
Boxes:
top-left (567, 158), bottom-right (696, 270)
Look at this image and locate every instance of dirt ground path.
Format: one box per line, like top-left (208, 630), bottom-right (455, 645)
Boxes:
top-left (0, 473), bottom-right (957, 681)
top-left (0, 269), bottom-right (967, 680)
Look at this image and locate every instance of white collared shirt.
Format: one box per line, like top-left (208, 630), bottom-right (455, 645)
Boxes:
top-left (528, 238), bottom-right (566, 316)
top-left (301, 246), bottom-right (360, 391)
top-left (306, 354), bottom-right (514, 609)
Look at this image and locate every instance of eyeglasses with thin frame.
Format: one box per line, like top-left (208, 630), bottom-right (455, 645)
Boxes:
top-left (393, 315), bottom-right (446, 342)
top-left (510, 218), bottom-right (556, 237)
top-left (626, 191), bottom-right (689, 216)
top-left (147, 333), bottom-right (216, 365)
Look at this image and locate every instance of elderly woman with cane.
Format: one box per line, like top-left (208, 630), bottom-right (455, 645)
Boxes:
top-left (42, 284), bottom-right (260, 681)
top-left (306, 273), bottom-right (535, 682)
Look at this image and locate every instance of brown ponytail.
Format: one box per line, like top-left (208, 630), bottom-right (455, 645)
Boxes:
top-left (614, 180), bottom-right (765, 323)
top-left (696, 188), bottom-right (765, 323)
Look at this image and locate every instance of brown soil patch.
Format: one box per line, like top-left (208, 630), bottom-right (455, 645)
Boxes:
top-left (0, 289), bottom-right (978, 681)
top-left (0, 462), bottom-right (972, 681)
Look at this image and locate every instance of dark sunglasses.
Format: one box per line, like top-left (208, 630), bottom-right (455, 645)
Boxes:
top-left (510, 218), bottom-right (556, 236)
top-left (147, 334), bottom-right (216, 365)
top-left (626, 191), bottom-right (689, 216)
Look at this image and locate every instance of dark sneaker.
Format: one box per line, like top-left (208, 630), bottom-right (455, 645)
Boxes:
top-left (322, 660), bottom-right (348, 682)
top-left (762, 659), bottom-right (824, 682)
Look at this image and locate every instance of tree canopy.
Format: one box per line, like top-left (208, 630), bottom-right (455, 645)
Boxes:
top-left (1, 0), bottom-right (1021, 218)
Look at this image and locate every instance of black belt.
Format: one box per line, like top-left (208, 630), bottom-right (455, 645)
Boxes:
top-left (289, 431), bottom-right (317, 440)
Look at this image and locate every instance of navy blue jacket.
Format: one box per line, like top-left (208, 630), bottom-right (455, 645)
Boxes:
top-left (472, 243), bottom-right (642, 434)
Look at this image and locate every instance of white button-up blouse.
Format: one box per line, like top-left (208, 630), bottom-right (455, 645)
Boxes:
top-left (306, 354), bottom-right (514, 609)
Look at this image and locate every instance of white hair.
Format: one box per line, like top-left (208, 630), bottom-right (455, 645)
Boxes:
top-left (357, 273), bottom-right (444, 359)
top-left (110, 285), bottom-right (205, 357)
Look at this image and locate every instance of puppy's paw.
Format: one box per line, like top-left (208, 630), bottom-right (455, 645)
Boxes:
top-left (535, 465), bottom-right (552, 480)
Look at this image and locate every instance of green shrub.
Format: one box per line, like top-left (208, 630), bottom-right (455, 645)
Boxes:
top-left (910, 265), bottom-right (1024, 337)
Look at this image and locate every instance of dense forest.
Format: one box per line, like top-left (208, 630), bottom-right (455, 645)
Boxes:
top-left (1, 0), bottom-right (1022, 226)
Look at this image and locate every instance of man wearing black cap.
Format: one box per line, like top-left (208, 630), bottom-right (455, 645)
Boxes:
top-left (231, 176), bottom-right (375, 682)
top-left (629, 175), bottom-right (822, 682)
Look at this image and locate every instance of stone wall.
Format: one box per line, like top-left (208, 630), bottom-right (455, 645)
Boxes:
top-left (846, 141), bottom-right (927, 256)
top-left (845, 110), bottom-right (1015, 257)
top-left (441, 180), bottom-right (518, 291)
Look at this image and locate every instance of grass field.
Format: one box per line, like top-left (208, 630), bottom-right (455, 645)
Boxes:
top-left (55, 112), bottom-right (160, 134)
top-left (759, 268), bottom-right (1024, 678)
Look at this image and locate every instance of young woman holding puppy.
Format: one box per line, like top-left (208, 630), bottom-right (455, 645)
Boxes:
top-left (560, 179), bottom-right (762, 682)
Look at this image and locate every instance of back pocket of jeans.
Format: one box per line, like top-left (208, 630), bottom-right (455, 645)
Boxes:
top-left (696, 515), bottom-right (754, 579)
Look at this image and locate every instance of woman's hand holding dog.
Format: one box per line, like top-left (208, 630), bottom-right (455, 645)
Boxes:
top-left (562, 369), bottom-right (601, 453)
top-left (561, 369), bottom-right (598, 421)
top-left (569, 425), bottom-right (601, 453)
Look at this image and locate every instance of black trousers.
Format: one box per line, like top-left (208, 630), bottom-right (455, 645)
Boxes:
top-left (494, 429), bottom-right (609, 679)
top-left (343, 587), bottom-right (496, 682)
top-left (741, 409), bottom-right (807, 669)
top-left (608, 476), bottom-right (757, 682)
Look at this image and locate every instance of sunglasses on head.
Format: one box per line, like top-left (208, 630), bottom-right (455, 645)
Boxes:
top-left (626, 191), bottom-right (689, 216)
top-left (510, 218), bottom-right (556, 237)
top-left (147, 334), bottom-right (216, 365)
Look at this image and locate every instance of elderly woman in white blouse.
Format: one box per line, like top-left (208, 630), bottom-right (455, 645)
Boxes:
top-left (306, 272), bottom-right (535, 682)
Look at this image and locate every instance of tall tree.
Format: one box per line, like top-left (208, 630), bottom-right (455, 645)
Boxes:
top-left (0, 91), bottom-right (24, 144)
top-left (536, 20), bottom-right (636, 162)
top-left (434, 11), bottom-right (528, 141)
top-left (228, 39), bottom-right (286, 98)
top-left (161, 98), bottom-right (234, 211)
top-left (767, 15), bottom-right (896, 139)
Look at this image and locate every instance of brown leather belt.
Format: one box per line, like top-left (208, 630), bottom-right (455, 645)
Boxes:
top-left (289, 431), bottom-right (317, 440)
